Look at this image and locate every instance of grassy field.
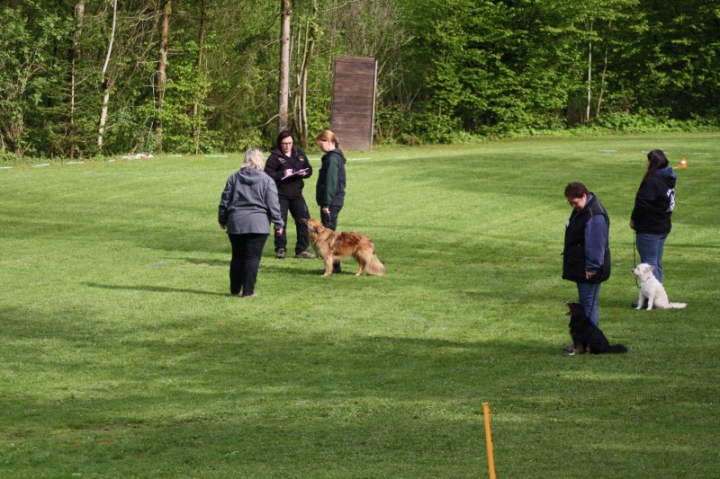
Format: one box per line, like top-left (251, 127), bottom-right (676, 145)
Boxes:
top-left (1, 133), bottom-right (719, 478)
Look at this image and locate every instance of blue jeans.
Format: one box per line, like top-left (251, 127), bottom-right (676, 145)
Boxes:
top-left (635, 232), bottom-right (668, 283)
top-left (577, 282), bottom-right (602, 326)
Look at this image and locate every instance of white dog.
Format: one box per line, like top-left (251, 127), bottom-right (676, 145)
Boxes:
top-left (632, 263), bottom-right (686, 310)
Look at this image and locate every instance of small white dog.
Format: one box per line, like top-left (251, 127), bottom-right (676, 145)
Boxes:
top-left (632, 263), bottom-right (686, 310)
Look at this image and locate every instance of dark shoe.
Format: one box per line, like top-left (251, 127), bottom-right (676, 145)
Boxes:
top-left (562, 345), bottom-right (574, 355)
top-left (295, 250), bottom-right (316, 259)
top-left (276, 248), bottom-right (286, 259)
top-left (317, 269), bottom-right (331, 275)
top-left (631, 301), bottom-right (638, 308)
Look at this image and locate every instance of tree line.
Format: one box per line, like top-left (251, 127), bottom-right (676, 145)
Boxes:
top-left (1, 0), bottom-right (718, 159)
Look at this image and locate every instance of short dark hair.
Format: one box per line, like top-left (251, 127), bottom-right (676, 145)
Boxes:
top-left (276, 130), bottom-right (294, 148)
top-left (565, 182), bottom-right (589, 199)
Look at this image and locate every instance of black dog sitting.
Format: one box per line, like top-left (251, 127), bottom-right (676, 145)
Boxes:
top-left (565, 302), bottom-right (628, 355)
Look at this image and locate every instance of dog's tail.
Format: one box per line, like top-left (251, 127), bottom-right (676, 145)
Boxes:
top-left (609, 344), bottom-right (628, 354)
top-left (666, 302), bottom-right (687, 309)
top-left (365, 254), bottom-right (385, 276)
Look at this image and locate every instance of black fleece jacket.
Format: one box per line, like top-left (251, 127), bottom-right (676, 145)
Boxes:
top-left (264, 146), bottom-right (313, 199)
top-left (631, 167), bottom-right (677, 234)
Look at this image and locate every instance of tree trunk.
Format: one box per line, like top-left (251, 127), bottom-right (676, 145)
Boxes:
top-left (70, 0), bottom-right (85, 159)
top-left (595, 21), bottom-right (611, 118)
top-left (279, 0), bottom-right (291, 132)
top-left (193, 0), bottom-right (207, 155)
top-left (299, 13), bottom-right (316, 149)
top-left (97, 0), bottom-right (117, 150)
top-left (586, 21), bottom-right (593, 124)
top-left (153, 0), bottom-right (171, 154)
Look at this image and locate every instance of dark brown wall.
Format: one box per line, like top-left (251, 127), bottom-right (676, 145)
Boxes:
top-left (331, 57), bottom-right (377, 152)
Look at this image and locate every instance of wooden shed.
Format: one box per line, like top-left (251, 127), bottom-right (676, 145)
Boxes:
top-left (330, 57), bottom-right (378, 152)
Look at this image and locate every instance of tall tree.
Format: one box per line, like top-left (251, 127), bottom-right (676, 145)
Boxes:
top-left (192, 0), bottom-right (208, 154)
top-left (69, 0), bottom-right (86, 159)
top-left (293, 0), bottom-right (318, 148)
top-left (279, 0), bottom-right (291, 132)
top-left (97, 0), bottom-right (118, 149)
top-left (153, 0), bottom-right (171, 153)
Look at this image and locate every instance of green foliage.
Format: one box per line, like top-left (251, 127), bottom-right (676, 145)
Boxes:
top-left (0, 1), bottom-right (72, 156)
top-left (1, 0), bottom-right (720, 156)
top-left (402, 0), bottom-right (582, 140)
top-left (158, 43), bottom-right (215, 154)
top-left (586, 112), bottom-right (720, 132)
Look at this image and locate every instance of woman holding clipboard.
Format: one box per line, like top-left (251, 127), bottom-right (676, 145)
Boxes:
top-left (264, 131), bottom-right (315, 259)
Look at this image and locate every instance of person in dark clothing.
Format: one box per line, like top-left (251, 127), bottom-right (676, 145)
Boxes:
top-left (218, 149), bottom-right (284, 298)
top-left (264, 131), bottom-right (315, 259)
top-left (315, 129), bottom-right (347, 274)
top-left (562, 182), bottom-right (611, 334)
top-left (630, 149), bottom-right (677, 284)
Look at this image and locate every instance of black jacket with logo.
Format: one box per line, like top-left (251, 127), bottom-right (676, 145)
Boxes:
top-left (631, 167), bottom-right (676, 234)
top-left (264, 146), bottom-right (313, 199)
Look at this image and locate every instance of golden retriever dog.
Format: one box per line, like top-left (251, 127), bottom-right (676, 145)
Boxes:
top-left (305, 218), bottom-right (385, 276)
top-left (632, 263), bottom-right (686, 310)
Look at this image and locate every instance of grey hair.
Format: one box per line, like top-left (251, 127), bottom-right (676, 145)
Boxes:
top-left (242, 148), bottom-right (265, 170)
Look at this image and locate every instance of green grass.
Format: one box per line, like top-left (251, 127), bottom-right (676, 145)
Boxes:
top-left (1, 133), bottom-right (719, 478)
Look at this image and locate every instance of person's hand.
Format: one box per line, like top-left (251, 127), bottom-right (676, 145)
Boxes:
top-left (585, 271), bottom-right (596, 280)
top-left (219, 223), bottom-right (227, 230)
top-left (276, 228), bottom-right (284, 236)
top-left (322, 207), bottom-right (330, 214)
top-left (285, 169), bottom-right (293, 177)
top-left (629, 219), bottom-right (635, 229)
top-left (299, 170), bottom-right (307, 176)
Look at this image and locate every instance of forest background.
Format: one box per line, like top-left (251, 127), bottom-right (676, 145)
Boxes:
top-left (1, 0), bottom-right (719, 160)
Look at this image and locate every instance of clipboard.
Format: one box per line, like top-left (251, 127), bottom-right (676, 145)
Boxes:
top-left (281, 168), bottom-right (309, 180)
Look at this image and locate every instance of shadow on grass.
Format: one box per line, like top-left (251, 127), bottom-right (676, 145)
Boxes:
top-left (83, 282), bottom-right (228, 296)
top-left (175, 257), bottom-right (228, 267)
top-left (1, 301), bottom-right (717, 477)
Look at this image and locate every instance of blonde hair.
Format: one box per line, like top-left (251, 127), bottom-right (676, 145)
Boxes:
top-left (315, 129), bottom-right (344, 155)
top-left (242, 148), bottom-right (265, 170)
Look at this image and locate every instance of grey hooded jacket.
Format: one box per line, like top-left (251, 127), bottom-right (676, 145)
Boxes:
top-left (218, 168), bottom-right (284, 234)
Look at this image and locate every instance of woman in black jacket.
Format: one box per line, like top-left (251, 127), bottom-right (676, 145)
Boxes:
top-left (264, 131), bottom-right (315, 259)
top-left (630, 149), bottom-right (677, 284)
top-left (563, 182), bottom-right (611, 328)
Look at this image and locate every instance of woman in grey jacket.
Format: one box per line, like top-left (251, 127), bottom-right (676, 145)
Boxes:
top-left (218, 149), bottom-right (284, 297)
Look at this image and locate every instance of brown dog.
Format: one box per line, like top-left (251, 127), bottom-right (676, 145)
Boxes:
top-left (305, 218), bottom-right (385, 276)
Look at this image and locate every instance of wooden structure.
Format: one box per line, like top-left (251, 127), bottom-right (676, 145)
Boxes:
top-left (330, 57), bottom-right (377, 152)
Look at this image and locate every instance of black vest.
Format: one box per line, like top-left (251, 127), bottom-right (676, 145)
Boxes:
top-left (562, 195), bottom-right (611, 284)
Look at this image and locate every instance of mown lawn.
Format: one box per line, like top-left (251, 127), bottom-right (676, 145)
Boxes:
top-left (1, 133), bottom-right (718, 478)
